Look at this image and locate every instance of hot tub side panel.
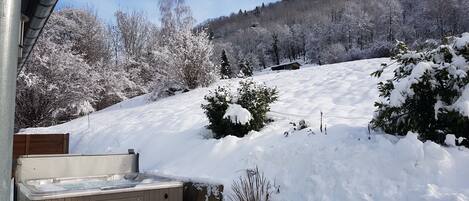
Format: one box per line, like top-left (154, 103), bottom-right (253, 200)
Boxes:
top-left (18, 187), bottom-right (183, 201)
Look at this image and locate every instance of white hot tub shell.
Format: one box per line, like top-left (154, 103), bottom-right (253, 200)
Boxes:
top-left (15, 153), bottom-right (183, 201)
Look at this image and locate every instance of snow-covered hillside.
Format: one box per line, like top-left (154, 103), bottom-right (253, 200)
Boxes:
top-left (22, 58), bottom-right (469, 201)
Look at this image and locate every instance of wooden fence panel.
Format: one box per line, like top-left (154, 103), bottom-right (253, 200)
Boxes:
top-left (12, 133), bottom-right (69, 177)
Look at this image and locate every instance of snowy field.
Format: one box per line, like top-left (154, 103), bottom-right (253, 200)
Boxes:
top-left (23, 58), bottom-right (469, 201)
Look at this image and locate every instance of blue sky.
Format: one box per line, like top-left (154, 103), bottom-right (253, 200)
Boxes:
top-left (56, 0), bottom-right (279, 25)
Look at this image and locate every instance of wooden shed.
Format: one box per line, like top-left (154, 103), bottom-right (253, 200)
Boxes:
top-left (270, 62), bottom-right (301, 71)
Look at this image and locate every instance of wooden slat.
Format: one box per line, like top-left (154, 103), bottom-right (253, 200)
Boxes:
top-left (25, 135), bottom-right (30, 155)
top-left (64, 198), bottom-right (90, 201)
top-left (64, 134), bottom-right (69, 153)
top-left (177, 187), bottom-right (183, 201)
top-left (89, 191), bottom-right (144, 201)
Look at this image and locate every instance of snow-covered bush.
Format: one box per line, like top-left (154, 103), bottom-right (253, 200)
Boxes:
top-left (229, 167), bottom-right (274, 201)
top-left (371, 33), bottom-right (469, 147)
top-left (348, 41), bottom-right (393, 61)
top-left (149, 77), bottom-right (189, 101)
top-left (201, 86), bottom-right (236, 137)
top-left (202, 80), bottom-right (278, 138)
top-left (237, 80), bottom-right (278, 131)
top-left (367, 40), bottom-right (393, 58)
top-left (320, 43), bottom-right (348, 64)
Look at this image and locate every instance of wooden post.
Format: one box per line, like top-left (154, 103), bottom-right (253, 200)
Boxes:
top-left (63, 133), bottom-right (69, 153)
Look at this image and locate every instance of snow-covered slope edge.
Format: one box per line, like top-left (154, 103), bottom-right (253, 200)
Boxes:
top-left (22, 58), bottom-right (469, 201)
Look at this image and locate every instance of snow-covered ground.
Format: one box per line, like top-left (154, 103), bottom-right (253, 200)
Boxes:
top-left (23, 58), bottom-right (469, 201)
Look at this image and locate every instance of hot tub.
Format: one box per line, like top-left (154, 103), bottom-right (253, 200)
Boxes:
top-left (17, 173), bottom-right (183, 201)
top-left (15, 153), bottom-right (183, 201)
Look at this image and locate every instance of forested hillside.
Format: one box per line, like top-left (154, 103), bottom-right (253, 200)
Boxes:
top-left (203, 0), bottom-right (469, 69)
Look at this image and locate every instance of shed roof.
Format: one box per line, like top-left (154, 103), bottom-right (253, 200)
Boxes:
top-left (269, 61), bottom-right (301, 69)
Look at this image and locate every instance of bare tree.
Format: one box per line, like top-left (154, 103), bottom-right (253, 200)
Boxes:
top-left (115, 11), bottom-right (152, 59)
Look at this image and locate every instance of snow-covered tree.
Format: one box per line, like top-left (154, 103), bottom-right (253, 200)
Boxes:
top-left (150, 0), bottom-right (217, 100)
top-left (270, 33), bottom-right (280, 65)
top-left (16, 11), bottom-right (99, 129)
top-left (115, 11), bottom-right (153, 59)
top-left (238, 62), bottom-right (251, 78)
top-left (163, 27), bottom-right (216, 89)
top-left (380, 0), bottom-right (403, 42)
top-left (238, 52), bottom-right (258, 77)
top-left (320, 43), bottom-right (348, 64)
top-left (220, 50), bottom-right (232, 79)
top-left (15, 8), bottom-right (138, 129)
top-left (113, 10), bottom-right (158, 93)
top-left (93, 61), bottom-right (136, 110)
top-left (371, 33), bottom-right (469, 147)
top-left (159, 0), bottom-right (194, 38)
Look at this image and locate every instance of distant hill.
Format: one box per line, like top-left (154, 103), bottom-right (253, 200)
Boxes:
top-left (201, 0), bottom-right (330, 39)
top-left (201, 0), bottom-right (469, 69)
